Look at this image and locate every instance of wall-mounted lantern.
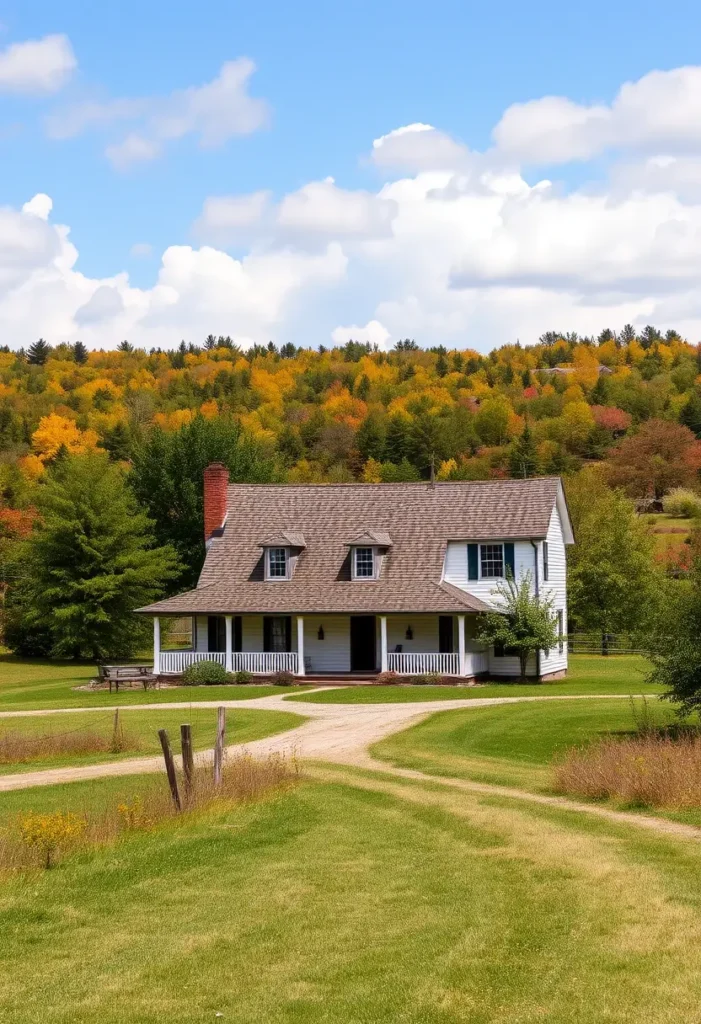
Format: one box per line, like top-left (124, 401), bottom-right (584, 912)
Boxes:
top-left (317, 625), bottom-right (325, 640)
top-left (405, 625), bottom-right (413, 640)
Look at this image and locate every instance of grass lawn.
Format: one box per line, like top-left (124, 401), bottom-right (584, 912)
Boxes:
top-left (1, 768), bottom-right (701, 1022)
top-left (0, 656), bottom-right (311, 711)
top-left (0, 706), bottom-right (303, 775)
top-left (288, 654), bottom-right (659, 703)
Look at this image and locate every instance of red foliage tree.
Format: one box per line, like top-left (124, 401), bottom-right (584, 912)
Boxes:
top-left (606, 419), bottom-right (701, 498)
top-left (591, 405), bottom-right (632, 435)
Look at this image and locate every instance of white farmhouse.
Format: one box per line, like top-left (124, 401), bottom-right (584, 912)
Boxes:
top-left (139, 465), bottom-right (574, 680)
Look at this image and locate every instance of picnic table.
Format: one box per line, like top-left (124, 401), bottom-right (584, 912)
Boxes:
top-left (97, 664), bottom-right (157, 693)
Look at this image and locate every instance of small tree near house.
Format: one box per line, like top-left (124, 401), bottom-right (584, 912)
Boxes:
top-left (476, 572), bottom-right (558, 681)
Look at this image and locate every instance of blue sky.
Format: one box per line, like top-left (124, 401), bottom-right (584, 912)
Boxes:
top-left (2, 0), bottom-right (701, 349)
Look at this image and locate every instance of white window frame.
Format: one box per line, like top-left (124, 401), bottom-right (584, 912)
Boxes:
top-left (266, 547), bottom-right (289, 581)
top-left (352, 546), bottom-right (376, 580)
top-left (479, 542), bottom-right (505, 580)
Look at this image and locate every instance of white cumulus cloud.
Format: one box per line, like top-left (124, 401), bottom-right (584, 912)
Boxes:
top-left (47, 57), bottom-right (269, 169)
top-left (331, 319), bottom-right (392, 350)
top-left (0, 34), bottom-right (76, 95)
top-left (193, 191), bottom-right (272, 245)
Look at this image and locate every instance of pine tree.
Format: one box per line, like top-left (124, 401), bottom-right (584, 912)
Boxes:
top-left (118, 340), bottom-right (134, 353)
top-left (356, 374), bottom-right (371, 400)
top-left (9, 453), bottom-right (179, 659)
top-left (521, 368), bottom-right (532, 388)
top-left (509, 423), bottom-right (539, 478)
top-left (72, 341), bottom-right (88, 364)
top-left (680, 391), bottom-right (701, 438)
top-left (27, 339), bottom-right (51, 365)
top-left (620, 324), bottom-right (637, 345)
top-left (435, 354), bottom-right (448, 377)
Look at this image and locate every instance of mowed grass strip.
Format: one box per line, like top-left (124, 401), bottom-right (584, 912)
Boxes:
top-left (2, 769), bottom-right (701, 1022)
top-left (0, 707), bottom-right (303, 774)
top-left (0, 656), bottom-right (311, 711)
top-left (287, 654), bottom-right (659, 703)
top-left (372, 697), bottom-right (677, 791)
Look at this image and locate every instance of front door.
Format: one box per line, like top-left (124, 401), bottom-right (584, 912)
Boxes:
top-left (350, 615), bottom-right (376, 671)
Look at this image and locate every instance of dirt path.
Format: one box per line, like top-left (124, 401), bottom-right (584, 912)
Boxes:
top-left (1, 690), bottom-right (696, 842)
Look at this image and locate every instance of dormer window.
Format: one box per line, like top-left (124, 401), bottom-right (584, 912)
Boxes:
top-left (267, 547), bottom-right (288, 580)
top-left (354, 547), bottom-right (375, 579)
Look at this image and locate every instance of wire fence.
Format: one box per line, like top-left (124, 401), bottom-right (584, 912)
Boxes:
top-left (567, 633), bottom-right (647, 655)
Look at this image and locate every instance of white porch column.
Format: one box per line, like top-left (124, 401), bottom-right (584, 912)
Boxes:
top-left (296, 616), bottom-right (305, 676)
top-left (224, 614), bottom-right (233, 673)
top-left (380, 615), bottom-right (388, 673)
top-left (458, 615), bottom-right (466, 677)
top-left (153, 616), bottom-right (161, 675)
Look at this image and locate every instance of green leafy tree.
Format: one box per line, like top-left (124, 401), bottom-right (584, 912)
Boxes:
top-left (27, 339), bottom-right (51, 365)
top-left (680, 391), bottom-right (701, 438)
top-left (130, 415), bottom-right (280, 590)
top-left (647, 556), bottom-right (701, 713)
top-left (5, 453), bottom-right (179, 659)
top-left (566, 468), bottom-right (661, 651)
top-left (476, 573), bottom-right (558, 681)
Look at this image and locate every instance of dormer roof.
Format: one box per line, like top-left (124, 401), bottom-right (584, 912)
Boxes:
top-left (346, 529), bottom-right (393, 547)
top-left (258, 531), bottom-right (306, 548)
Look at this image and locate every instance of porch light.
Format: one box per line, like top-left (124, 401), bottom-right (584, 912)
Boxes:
top-left (317, 625), bottom-right (325, 640)
top-left (405, 625), bottom-right (413, 640)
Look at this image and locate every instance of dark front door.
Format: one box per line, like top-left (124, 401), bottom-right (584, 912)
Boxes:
top-left (264, 616), bottom-right (292, 653)
top-left (350, 615), bottom-right (376, 672)
top-left (439, 616), bottom-right (454, 654)
top-left (208, 616), bottom-right (226, 653)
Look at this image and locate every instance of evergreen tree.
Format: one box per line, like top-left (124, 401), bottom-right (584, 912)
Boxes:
top-left (204, 334), bottom-right (217, 350)
top-left (130, 415), bottom-right (280, 590)
top-left (385, 414), bottom-right (411, 463)
top-left (640, 325), bottom-right (662, 350)
top-left (355, 413), bottom-right (386, 462)
top-left (356, 374), bottom-right (371, 400)
top-left (27, 339), bottom-right (51, 365)
top-left (521, 368), bottom-right (532, 388)
top-left (435, 353), bottom-right (448, 377)
top-left (451, 352), bottom-right (464, 373)
top-left (620, 323), bottom-right (637, 345)
top-left (680, 391), bottom-right (701, 438)
top-left (118, 340), bottom-right (134, 353)
top-left (5, 453), bottom-right (179, 659)
top-left (509, 423), bottom-right (539, 478)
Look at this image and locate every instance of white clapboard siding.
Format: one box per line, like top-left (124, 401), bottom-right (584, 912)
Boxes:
top-left (540, 505), bottom-right (568, 675)
top-left (304, 616), bottom-right (351, 673)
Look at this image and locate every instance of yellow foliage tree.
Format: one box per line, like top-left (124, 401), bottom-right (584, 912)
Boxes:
top-left (32, 414), bottom-right (100, 462)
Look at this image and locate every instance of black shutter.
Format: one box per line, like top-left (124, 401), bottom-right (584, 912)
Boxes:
top-left (234, 616), bottom-right (242, 653)
top-left (263, 618), bottom-right (272, 653)
top-left (504, 543), bottom-right (515, 578)
top-left (467, 544), bottom-right (479, 580)
top-left (208, 616), bottom-right (218, 653)
top-left (284, 616), bottom-right (292, 653)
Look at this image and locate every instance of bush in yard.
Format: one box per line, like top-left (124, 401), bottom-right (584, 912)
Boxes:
top-left (182, 660), bottom-right (231, 686)
top-left (662, 488), bottom-right (701, 519)
top-left (271, 670), bottom-right (295, 686)
top-left (407, 672), bottom-right (442, 685)
top-left (373, 671), bottom-right (400, 685)
top-left (234, 669), bottom-right (253, 684)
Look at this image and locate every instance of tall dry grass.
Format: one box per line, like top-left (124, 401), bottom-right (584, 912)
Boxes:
top-left (0, 724), bottom-right (139, 764)
top-left (0, 752), bottom-right (299, 872)
top-left (555, 731), bottom-right (701, 808)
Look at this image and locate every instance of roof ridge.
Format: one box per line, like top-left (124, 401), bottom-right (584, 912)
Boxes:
top-left (227, 477), bottom-right (561, 490)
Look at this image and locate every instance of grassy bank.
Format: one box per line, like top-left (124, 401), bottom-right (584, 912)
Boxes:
top-left (0, 706), bottom-right (303, 774)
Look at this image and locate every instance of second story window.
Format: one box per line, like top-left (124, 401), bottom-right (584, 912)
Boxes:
top-left (354, 547), bottom-right (375, 578)
top-left (267, 547), bottom-right (288, 579)
top-left (480, 543), bottom-right (504, 579)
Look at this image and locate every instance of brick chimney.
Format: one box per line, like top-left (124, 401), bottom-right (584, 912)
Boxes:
top-left (203, 463), bottom-right (229, 542)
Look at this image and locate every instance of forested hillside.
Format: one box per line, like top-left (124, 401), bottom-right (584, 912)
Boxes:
top-left (1, 325), bottom-right (701, 656)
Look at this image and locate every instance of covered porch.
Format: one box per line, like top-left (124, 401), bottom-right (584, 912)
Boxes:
top-left (152, 613), bottom-right (490, 679)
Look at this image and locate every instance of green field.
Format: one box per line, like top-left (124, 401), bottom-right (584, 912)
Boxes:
top-left (373, 696), bottom-right (676, 790)
top-left (0, 768), bottom-right (701, 1023)
top-left (288, 654), bottom-right (658, 703)
top-left (0, 656), bottom-right (310, 711)
top-left (0, 706), bottom-right (303, 774)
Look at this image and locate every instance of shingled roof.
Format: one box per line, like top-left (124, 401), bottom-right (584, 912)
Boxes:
top-left (139, 477), bottom-right (568, 616)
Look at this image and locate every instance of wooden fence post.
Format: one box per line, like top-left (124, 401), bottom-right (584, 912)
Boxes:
top-left (214, 706), bottom-right (226, 786)
top-left (111, 708), bottom-right (121, 751)
top-left (158, 729), bottom-right (182, 812)
top-left (180, 724), bottom-right (194, 801)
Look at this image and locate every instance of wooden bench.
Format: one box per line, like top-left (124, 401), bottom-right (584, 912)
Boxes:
top-left (97, 664), bottom-right (157, 693)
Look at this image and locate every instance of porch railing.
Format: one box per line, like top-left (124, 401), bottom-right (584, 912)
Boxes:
top-left (158, 650), bottom-right (299, 675)
top-left (387, 650), bottom-right (489, 677)
top-left (160, 651), bottom-right (225, 674)
top-left (388, 652), bottom-right (460, 675)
